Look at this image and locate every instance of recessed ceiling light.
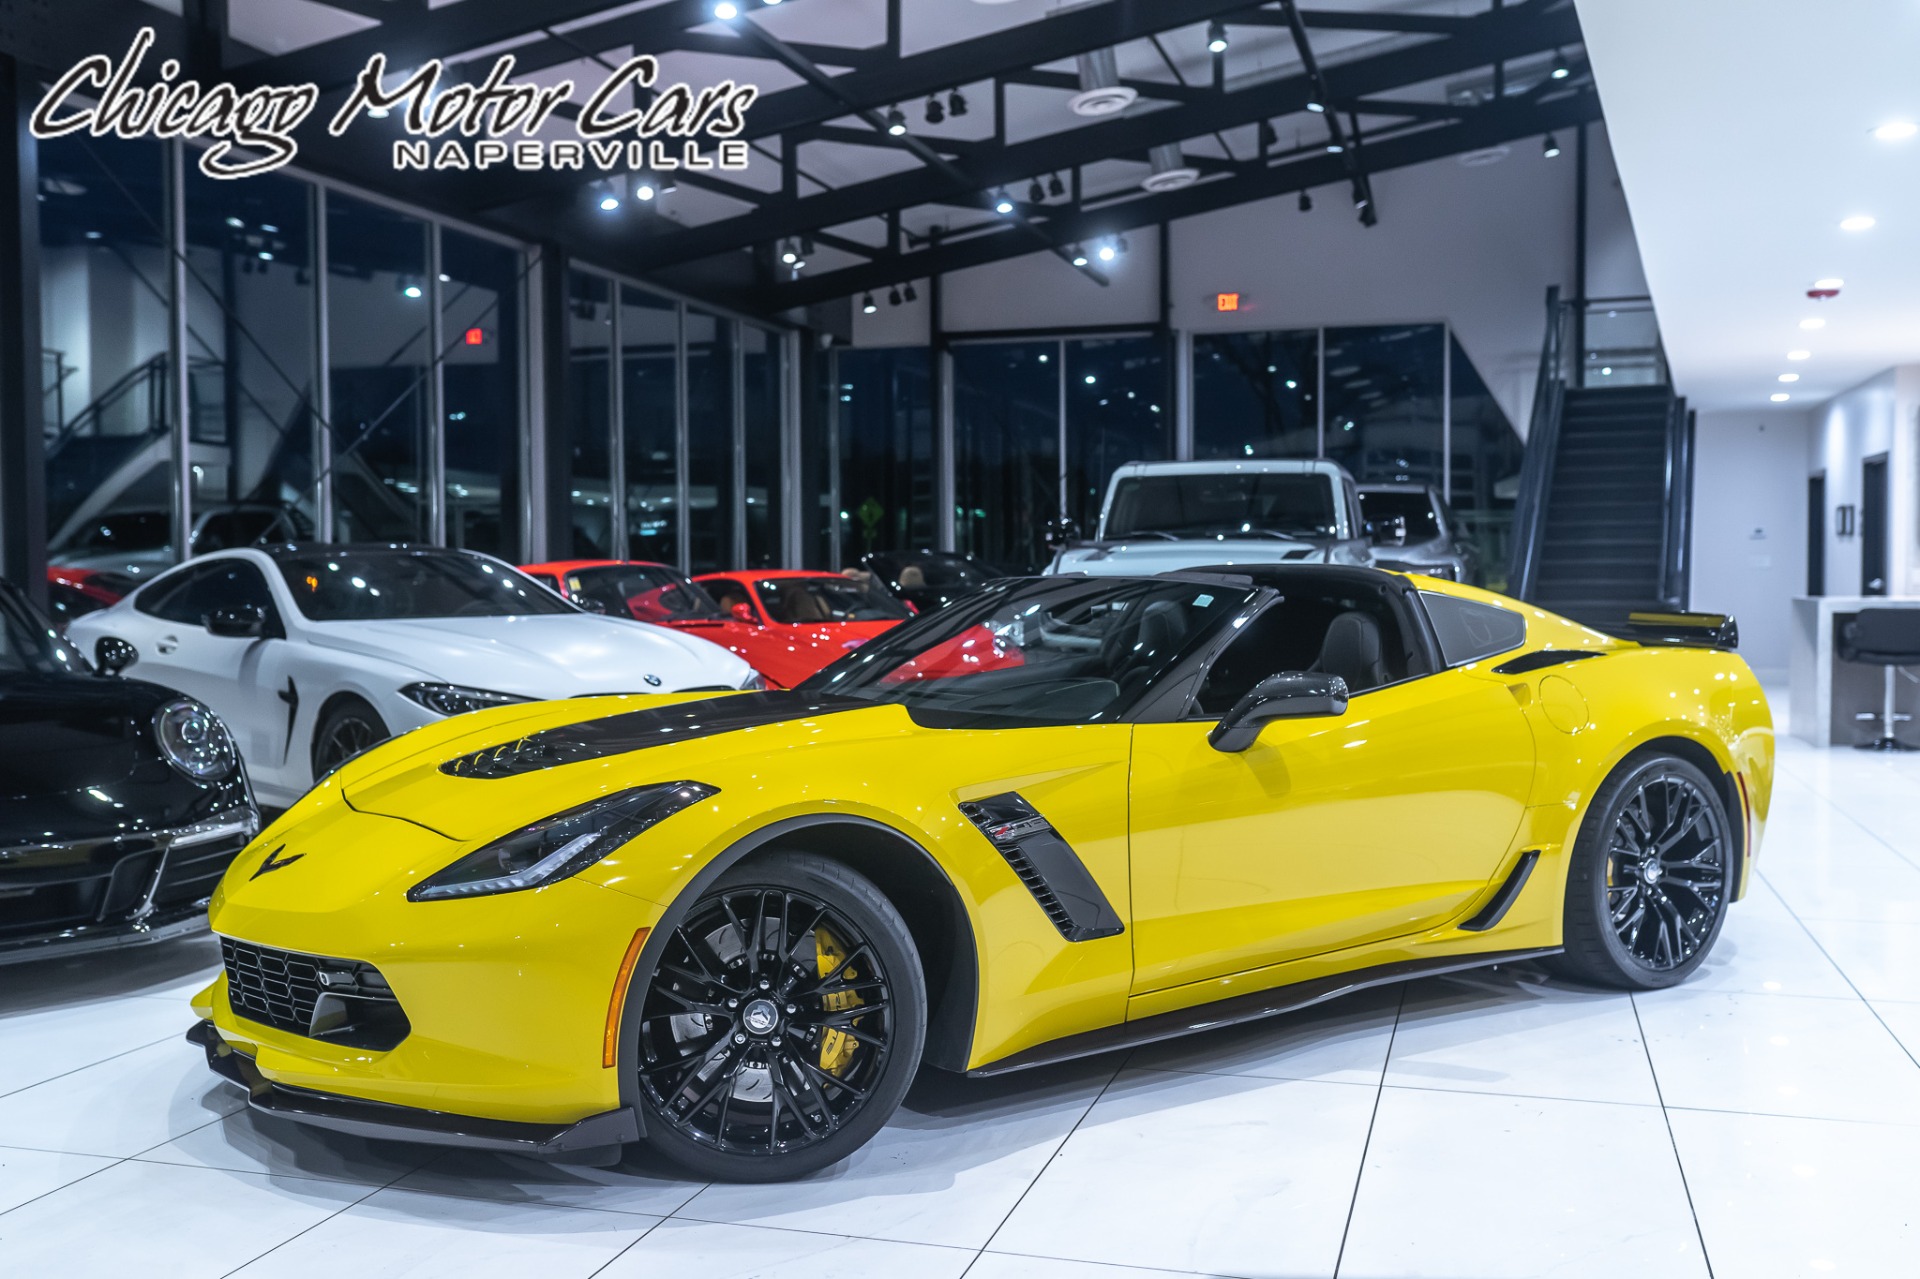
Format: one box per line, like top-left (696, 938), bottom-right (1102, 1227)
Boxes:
top-left (1873, 120), bottom-right (1918, 141)
top-left (1840, 215), bottom-right (1877, 232)
top-left (1778, 373), bottom-right (1800, 383)
top-left (1770, 392), bottom-right (1791, 402)
top-left (1800, 317), bottom-right (1826, 330)
top-left (1787, 349), bottom-right (1811, 361)
top-left (1813, 277), bottom-right (1844, 290)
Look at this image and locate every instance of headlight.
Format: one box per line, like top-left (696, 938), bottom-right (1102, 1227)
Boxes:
top-left (153, 700), bottom-right (238, 783)
top-left (400, 682), bottom-right (535, 717)
top-left (739, 670), bottom-right (769, 691)
top-left (408, 781), bottom-right (718, 902)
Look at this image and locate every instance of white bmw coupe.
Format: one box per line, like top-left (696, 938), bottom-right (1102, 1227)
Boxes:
top-left (67, 543), bottom-right (760, 808)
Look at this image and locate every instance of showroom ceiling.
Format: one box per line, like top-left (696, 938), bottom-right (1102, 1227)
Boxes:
top-left (1578, 0), bottom-right (1920, 411)
top-left (83, 0), bottom-right (1600, 315)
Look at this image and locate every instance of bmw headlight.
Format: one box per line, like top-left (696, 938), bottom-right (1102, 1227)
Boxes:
top-left (153, 699), bottom-right (238, 783)
top-left (408, 781), bottom-right (718, 902)
top-left (400, 682), bottom-right (535, 717)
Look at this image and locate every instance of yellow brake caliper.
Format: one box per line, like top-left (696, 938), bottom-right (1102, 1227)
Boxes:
top-left (813, 926), bottom-right (863, 1076)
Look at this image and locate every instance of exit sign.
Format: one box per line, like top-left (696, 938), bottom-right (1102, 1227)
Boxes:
top-left (1215, 292), bottom-right (1241, 312)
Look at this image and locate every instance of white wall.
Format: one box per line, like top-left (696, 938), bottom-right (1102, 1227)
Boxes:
top-left (1810, 366), bottom-right (1920, 598)
top-left (853, 125), bottom-right (1650, 438)
top-left (1689, 408), bottom-right (1813, 683)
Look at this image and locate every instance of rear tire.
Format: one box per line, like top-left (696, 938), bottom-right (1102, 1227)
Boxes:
top-left (311, 696), bottom-right (389, 782)
top-left (1551, 752), bottom-right (1735, 990)
top-left (632, 851), bottom-right (926, 1182)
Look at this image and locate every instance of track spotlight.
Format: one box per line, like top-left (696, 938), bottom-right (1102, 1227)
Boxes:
top-left (888, 286), bottom-right (903, 306)
top-left (903, 282), bottom-right (918, 302)
top-left (1358, 202), bottom-right (1378, 228)
top-left (1048, 172), bottom-right (1066, 199)
top-left (886, 107), bottom-right (907, 137)
top-left (800, 236), bottom-right (815, 256)
top-left (1097, 242), bottom-right (1117, 263)
top-left (862, 293), bottom-right (877, 315)
top-left (1549, 50), bottom-right (1570, 79)
top-left (661, 177), bottom-right (678, 195)
top-left (1299, 189), bottom-right (1313, 212)
top-left (1028, 178), bottom-right (1046, 203)
top-left (1116, 235), bottom-right (1129, 254)
top-left (993, 189), bottom-right (1015, 215)
top-left (401, 281), bottom-right (423, 299)
top-left (1306, 100), bottom-right (1326, 114)
top-left (1258, 121), bottom-right (1278, 150)
top-left (1071, 245), bottom-right (1089, 267)
top-left (714, 1), bottom-right (738, 19)
top-left (1542, 134), bottom-right (1561, 158)
top-left (1207, 21), bottom-right (1229, 54)
top-left (925, 95), bottom-right (945, 125)
top-left (597, 179), bottom-right (620, 211)
top-left (780, 242), bottom-right (799, 266)
top-left (635, 177), bottom-right (657, 201)
top-left (948, 89), bottom-right (969, 118)
top-left (1325, 142), bottom-right (1345, 154)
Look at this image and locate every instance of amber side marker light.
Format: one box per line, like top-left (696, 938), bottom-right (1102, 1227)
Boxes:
top-left (604, 927), bottom-right (652, 1067)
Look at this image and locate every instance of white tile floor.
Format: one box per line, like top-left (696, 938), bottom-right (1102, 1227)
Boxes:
top-left (3, 733), bottom-right (1918, 1278)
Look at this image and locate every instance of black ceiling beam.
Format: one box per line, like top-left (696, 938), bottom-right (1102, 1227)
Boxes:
top-left (610, 0), bottom-right (1576, 273)
top-left (657, 30), bottom-right (883, 70)
top-left (1347, 97), bottom-right (1469, 122)
top-left (762, 86), bottom-right (1600, 308)
top-left (1298, 10), bottom-right (1472, 35)
top-left (1001, 68), bottom-right (1208, 107)
top-left (738, 0), bottom-right (1280, 142)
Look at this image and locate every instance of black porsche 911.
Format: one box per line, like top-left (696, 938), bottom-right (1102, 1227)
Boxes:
top-left (0, 577), bottom-right (258, 963)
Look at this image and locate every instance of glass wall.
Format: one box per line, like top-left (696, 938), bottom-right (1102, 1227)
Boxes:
top-left (566, 270), bottom-right (614, 558)
top-left (326, 194), bottom-right (432, 544)
top-left (742, 324), bottom-right (784, 569)
top-left (1064, 336), bottom-right (1170, 531)
top-left (1193, 330), bottom-right (1318, 460)
top-left (38, 134), bottom-right (178, 580)
top-left (836, 348), bottom-right (933, 561)
top-left (686, 308), bottom-right (736, 572)
top-left (1320, 324), bottom-right (1445, 489)
top-left (621, 285), bottom-right (679, 564)
top-left (440, 230), bottom-right (522, 559)
top-left (1449, 333), bottom-right (1523, 592)
top-left (953, 342), bottom-right (1059, 573)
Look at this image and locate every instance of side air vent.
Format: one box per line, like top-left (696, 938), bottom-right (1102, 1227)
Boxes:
top-left (958, 793), bottom-right (1124, 942)
top-left (221, 937), bottom-right (411, 1051)
top-left (1491, 649), bottom-right (1605, 675)
top-left (1459, 850), bottom-right (1540, 932)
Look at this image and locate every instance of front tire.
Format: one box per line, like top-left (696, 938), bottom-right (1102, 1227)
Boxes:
top-left (1552, 752), bottom-right (1735, 990)
top-left (633, 852), bottom-right (926, 1182)
top-left (311, 696), bottom-right (389, 782)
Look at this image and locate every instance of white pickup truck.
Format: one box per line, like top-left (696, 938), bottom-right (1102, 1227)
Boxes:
top-left (1045, 458), bottom-right (1378, 576)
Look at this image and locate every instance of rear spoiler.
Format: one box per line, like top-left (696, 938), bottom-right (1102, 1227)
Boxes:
top-left (1597, 610), bottom-right (1739, 652)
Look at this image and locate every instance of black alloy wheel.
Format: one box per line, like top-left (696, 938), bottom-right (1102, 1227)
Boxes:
top-left (633, 852), bottom-right (925, 1181)
top-left (1552, 753), bottom-right (1734, 990)
top-left (311, 698), bottom-right (389, 781)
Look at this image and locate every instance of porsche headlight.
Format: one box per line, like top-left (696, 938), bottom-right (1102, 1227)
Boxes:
top-left (153, 699), bottom-right (238, 783)
top-left (408, 781), bottom-right (718, 902)
top-left (400, 682), bottom-right (535, 717)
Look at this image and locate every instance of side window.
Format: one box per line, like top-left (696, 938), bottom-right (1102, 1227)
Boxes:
top-left (135, 565), bottom-right (217, 623)
top-left (1422, 592), bottom-right (1526, 666)
top-left (1195, 591), bottom-right (1420, 715)
top-left (133, 562), bottom-right (275, 628)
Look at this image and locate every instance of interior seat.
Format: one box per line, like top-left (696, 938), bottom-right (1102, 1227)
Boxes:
top-left (1310, 610), bottom-right (1390, 692)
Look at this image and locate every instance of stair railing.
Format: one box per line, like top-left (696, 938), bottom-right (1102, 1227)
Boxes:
top-left (1658, 398), bottom-right (1694, 608)
top-left (1508, 285), bottom-right (1569, 601)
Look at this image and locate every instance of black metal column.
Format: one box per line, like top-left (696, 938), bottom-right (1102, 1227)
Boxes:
top-left (0, 54), bottom-right (45, 607)
top-left (538, 243), bottom-right (574, 559)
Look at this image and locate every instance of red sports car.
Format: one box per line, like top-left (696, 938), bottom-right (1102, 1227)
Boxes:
top-left (518, 559), bottom-right (773, 683)
top-left (692, 569), bottom-right (915, 689)
top-left (45, 565), bottom-right (137, 629)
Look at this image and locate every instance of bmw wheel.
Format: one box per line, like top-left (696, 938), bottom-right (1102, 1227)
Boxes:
top-left (1553, 753), bottom-right (1735, 990)
top-left (311, 697), bottom-right (389, 782)
top-left (633, 852), bottom-right (926, 1182)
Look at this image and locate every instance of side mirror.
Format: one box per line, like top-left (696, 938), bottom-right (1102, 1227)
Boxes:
top-left (1044, 516), bottom-right (1080, 549)
top-left (94, 636), bottom-right (137, 676)
top-left (1365, 515), bottom-right (1407, 547)
top-left (730, 602), bottom-right (758, 624)
top-left (205, 605), bottom-right (267, 639)
top-left (1208, 672), bottom-right (1349, 753)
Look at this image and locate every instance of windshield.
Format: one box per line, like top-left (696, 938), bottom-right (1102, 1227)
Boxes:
top-left (1358, 489), bottom-right (1442, 541)
top-left (0, 583), bottom-right (87, 677)
top-left (757, 576), bottom-right (911, 624)
top-left (568, 564), bottom-right (725, 623)
top-left (275, 549), bottom-right (577, 621)
top-left (1103, 473), bottom-right (1340, 541)
top-left (800, 576), bottom-right (1256, 726)
top-left (868, 553), bottom-right (996, 591)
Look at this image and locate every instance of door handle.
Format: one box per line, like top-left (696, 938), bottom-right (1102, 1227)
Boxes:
top-left (156, 635), bottom-right (179, 654)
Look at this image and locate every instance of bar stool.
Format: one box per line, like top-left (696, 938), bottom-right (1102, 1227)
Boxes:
top-left (1838, 609), bottom-right (1920, 751)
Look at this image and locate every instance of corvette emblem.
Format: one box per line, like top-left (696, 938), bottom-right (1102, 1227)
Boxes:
top-left (249, 844), bottom-right (305, 880)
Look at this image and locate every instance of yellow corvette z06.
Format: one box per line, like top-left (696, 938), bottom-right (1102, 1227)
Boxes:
top-left (187, 566), bottom-right (1773, 1180)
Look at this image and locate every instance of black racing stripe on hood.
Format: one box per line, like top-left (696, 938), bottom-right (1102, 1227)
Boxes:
top-left (440, 692), bottom-right (873, 779)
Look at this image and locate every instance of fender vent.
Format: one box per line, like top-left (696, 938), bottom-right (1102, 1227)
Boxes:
top-left (1459, 850), bottom-right (1540, 932)
top-left (958, 793), bottom-right (1124, 943)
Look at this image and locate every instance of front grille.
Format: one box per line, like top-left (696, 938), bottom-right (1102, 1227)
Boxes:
top-left (220, 937), bottom-right (411, 1051)
top-left (152, 827), bottom-right (251, 909)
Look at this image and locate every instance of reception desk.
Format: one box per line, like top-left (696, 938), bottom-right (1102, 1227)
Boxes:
top-left (1789, 595), bottom-right (1920, 746)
